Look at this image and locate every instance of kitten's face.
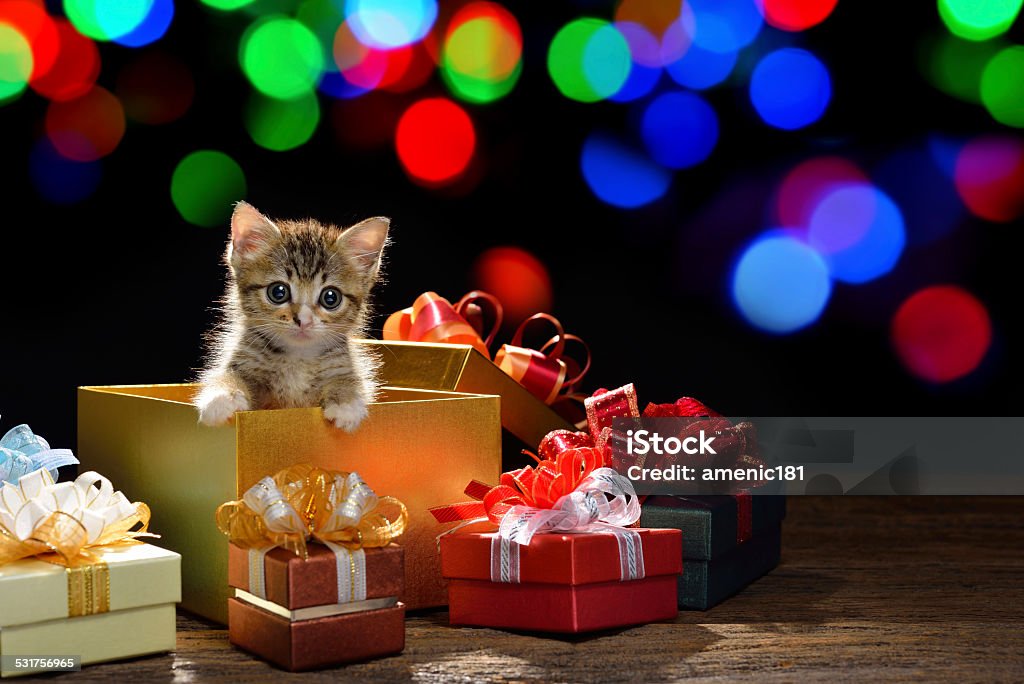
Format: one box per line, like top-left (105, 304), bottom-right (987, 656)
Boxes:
top-left (227, 202), bottom-right (389, 352)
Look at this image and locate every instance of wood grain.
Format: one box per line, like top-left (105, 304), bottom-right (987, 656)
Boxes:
top-left (22, 497), bottom-right (1024, 682)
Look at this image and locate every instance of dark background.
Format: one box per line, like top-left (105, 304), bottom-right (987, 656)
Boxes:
top-left (2, 1), bottom-right (1021, 451)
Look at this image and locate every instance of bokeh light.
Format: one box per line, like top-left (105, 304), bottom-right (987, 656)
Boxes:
top-left (331, 21), bottom-right (431, 95)
top-left (0, 24), bottom-right (32, 103)
top-left (29, 19), bottom-right (100, 102)
top-left (775, 156), bottom-right (868, 230)
top-left (926, 33), bottom-right (1004, 104)
top-left (115, 0), bottom-right (173, 47)
top-left (640, 91), bottom-right (719, 169)
top-left (64, 0), bottom-right (154, 42)
top-left (30, 138), bottom-right (101, 204)
top-left (732, 233), bottom-right (832, 334)
top-left (171, 150), bottom-right (247, 227)
top-left (892, 285), bottom-right (992, 383)
top-left (938, 0), bottom-right (1022, 42)
top-left (580, 133), bottom-right (671, 209)
top-left (954, 135), bottom-right (1024, 222)
top-left (0, 1), bottom-right (59, 82)
top-left (614, 0), bottom-right (684, 43)
top-left (346, 0), bottom-right (437, 49)
top-left (200, 0), bottom-right (252, 10)
top-left (808, 185), bottom-right (906, 284)
top-left (45, 86), bottom-right (126, 161)
top-left (666, 43), bottom-right (737, 90)
top-left (441, 2), bottom-right (522, 104)
top-left (757, 0), bottom-right (838, 31)
top-left (240, 16), bottom-right (323, 100)
top-left (980, 46), bottom-right (1024, 129)
top-left (750, 48), bottom-right (831, 130)
top-left (609, 22), bottom-right (660, 102)
top-left (471, 247), bottom-right (553, 326)
top-left (548, 18), bottom-right (631, 103)
top-left (395, 98), bottom-right (475, 185)
top-left (874, 145), bottom-right (965, 245)
top-left (689, 0), bottom-right (763, 53)
top-left (116, 51), bottom-right (194, 124)
top-left (245, 91), bottom-right (320, 151)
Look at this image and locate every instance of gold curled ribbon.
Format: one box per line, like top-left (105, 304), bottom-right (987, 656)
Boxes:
top-left (215, 463), bottom-right (408, 559)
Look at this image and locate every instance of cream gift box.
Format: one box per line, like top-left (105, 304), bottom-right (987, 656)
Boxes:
top-left (0, 543), bottom-right (180, 678)
top-left (78, 383), bottom-right (500, 623)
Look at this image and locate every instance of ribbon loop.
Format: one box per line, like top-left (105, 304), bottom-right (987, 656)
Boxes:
top-left (0, 419), bottom-right (79, 485)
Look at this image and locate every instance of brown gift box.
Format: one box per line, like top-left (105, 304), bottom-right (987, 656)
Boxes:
top-left (359, 340), bottom-right (574, 449)
top-left (78, 383), bottom-right (500, 623)
top-left (228, 543), bottom-right (403, 609)
top-left (228, 599), bottom-right (406, 672)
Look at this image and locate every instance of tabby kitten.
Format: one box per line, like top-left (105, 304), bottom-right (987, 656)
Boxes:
top-left (196, 202), bottom-right (389, 431)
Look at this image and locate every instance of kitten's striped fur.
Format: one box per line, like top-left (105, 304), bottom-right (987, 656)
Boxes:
top-left (196, 202), bottom-right (389, 431)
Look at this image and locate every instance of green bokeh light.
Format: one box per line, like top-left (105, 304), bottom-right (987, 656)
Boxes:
top-left (64, 0), bottom-right (153, 41)
top-left (201, 0), bottom-right (253, 10)
top-left (0, 24), bottom-right (33, 103)
top-left (239, 16), bottom-right (324, 100)
top-left (245, 91), bottom-right (320, 151)
top-left (925, 34), bottom-right (1004, 103)
top-left (938, 0), bottom-right (1023, 41)
top-left (441, 13), bottom-right (522, 104)
top-left (547, 18), bottom-right (631, 103)
top-left (171, 150), bottom-right (247, 227)
top-left (981, 45), bottom-right (1024, 128)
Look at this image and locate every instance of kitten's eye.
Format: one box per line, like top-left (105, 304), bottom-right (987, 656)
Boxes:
top-left (266, 282), bottom-right (290, 305)
top-left (319, 287), bottom-right (342, 310)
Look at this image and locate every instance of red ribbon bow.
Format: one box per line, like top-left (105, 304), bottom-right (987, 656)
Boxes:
top-left (383, 290), bottom-right (590, 405)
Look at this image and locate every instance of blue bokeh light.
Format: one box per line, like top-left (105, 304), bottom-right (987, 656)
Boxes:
top-left (30, 139), bottom-right (102, 205)
top-left (318, 68), bottom-right (371, 99)
top-left (688, 0), bottom-right (763, 53)
top-left (346, 0), bottom-right (437, 49)
top-left (732, 234), bottom-right (832, 334)
top-left (808, 185), bottom-right (906, 284)
top-left (640, 91), bottom-right (719, 169)
top-left (665, 43), bottom-right (737, 90)
top-left (749, 48), bottom-right (831, 130)
top-left (610, 21), bottom-right (661, 102)
top-left (581, 133), bottom-right (671, 209)
top-left (114, 0), bottom-right (173, 47)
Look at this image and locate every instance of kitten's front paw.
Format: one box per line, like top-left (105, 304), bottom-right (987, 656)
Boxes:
top-left (197, 390), bottom-right (250, 426)
top-left (323, 399), bottom-right (368, 432)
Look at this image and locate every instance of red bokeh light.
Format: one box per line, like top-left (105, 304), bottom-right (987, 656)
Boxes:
top-left (954, 136), bottom-right (1024, 223)
top-left (776, 156), bottom-right (868, 230)
top-left (891, 285), bottom-right (992, 383)
top-left (472, 247), bottom-right (553, 326)
top-left (45, 86), bottom-right (126, 161)
top-left (30, 19), bottom-right (100, 102)
top-left (116, 50), bottom-right (195, 125)
top-left (0, 0), bottom-right (59, 81)
top-left (395, 97), bottom-right (476, 185)
top-left (757, 0), bottom-right (839, 31)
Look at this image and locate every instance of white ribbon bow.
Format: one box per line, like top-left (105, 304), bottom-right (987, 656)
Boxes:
top-left (242, 471), bottom-right (378, 604)
top-left (0, 468), bottom-right (139, 544)
top-left (490, 467), bottom-right (646, 583)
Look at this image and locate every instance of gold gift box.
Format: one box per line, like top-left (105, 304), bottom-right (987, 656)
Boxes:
top-left (358, 339), bottom-right (575, 449)
top-left (77, 384), bottom-right (500, 624)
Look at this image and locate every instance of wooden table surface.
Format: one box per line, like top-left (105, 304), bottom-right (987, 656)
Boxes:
top-left (26, 497), bottom-right (1024, 682)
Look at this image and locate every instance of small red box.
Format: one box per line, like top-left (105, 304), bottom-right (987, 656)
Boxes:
top-left (228, 599), bottom-right (406, 671)
top-left (228, 542), bottom-right (403, 609)
top-left (441, 529), bottom-right (682, 633)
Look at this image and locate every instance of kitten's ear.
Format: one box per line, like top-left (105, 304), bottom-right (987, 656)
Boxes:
top-left (230, 202), bottom-right (280, 261)
top-left (337, 217), bottom-right (390, 279)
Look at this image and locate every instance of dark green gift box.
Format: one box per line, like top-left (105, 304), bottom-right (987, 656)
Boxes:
top-left (640, 495), bottom-right (786, 610)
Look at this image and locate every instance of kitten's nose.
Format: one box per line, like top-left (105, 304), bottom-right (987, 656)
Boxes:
top-left (293, 306), bottom-right (314, 329)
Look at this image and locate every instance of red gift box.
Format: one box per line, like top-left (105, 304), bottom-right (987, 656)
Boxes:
top-left (228, 542), bottom-right (403, 609)
top-left (441, 529), bottom-right (682, 633)
top-left (228, 599), bottom-right (405, 672)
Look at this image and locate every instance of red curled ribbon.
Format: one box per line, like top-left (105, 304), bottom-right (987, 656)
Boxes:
top-left (383, 291), bottom-right (591, 405)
